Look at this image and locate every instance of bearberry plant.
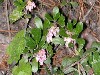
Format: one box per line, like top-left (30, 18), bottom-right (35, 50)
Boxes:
top-left (7, 0), bottom-right (100, 75)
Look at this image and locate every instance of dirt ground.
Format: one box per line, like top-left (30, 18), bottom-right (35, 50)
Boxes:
top-left (0, 0), bottom-right (100, 75)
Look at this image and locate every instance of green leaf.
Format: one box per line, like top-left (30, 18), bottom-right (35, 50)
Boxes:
top-left (31, 28), bottom-right (41, 45)
top-left (53, 12), bottom-right (60, 21)
top-left (62, 56), bottom-right (79, 67)
top-left (53, 67), bottom-right (58, 73)
top-left (38, 36), bottom-right (46, 48)
top-left (70, 2), bottom-right (79, 8)
top-left (73, 19), bottom-right (77, 26)
top-left (12, 59), bottom-right (32, 75)
top-left (7, 30), bottom-right (26, 64)
top-left (24, 14), bottom-right (31, 18)
top-left (25, 36), bottom-right (36, 49)
top-left (12, 66), bottom-right (19, 75)
top-left (42, 43), bottom-right (48, 49)
top-left (73, 22), bottom-right (83, 35)
top-left (53, 6), bottom-right (59, 16)
top-left (47, 45), bottom-right (53, 57)
top-left (34, 17), bottom-right (43, 29)
top-left (72, 34), bottom-right (78, 39)
top-left (9, 8), bottom-right (23, 23)
top-left (91, 42), bottom-right (100, 52)
top-left (16, 0), bottom-right (24, 3)
top-left (14, 0), bottom-right (26, 10)
top-left (45, 13), bottom-right (53, 21)
top-left (56, 70), bottom-right (65, 75)
top-left (43, 19), bottom-right (51, 29)
top-left (53, 7), bottom-right (60, 20)
top-left (58, 14), bottom-right (65, 27)
top-left (13, 30), bottom-right (25, 38)
top-left (67, 20), bottom-right (73, 31)
top-left (82, 64), bottom-right (91, 75)
top-left (43, 19), bottom-right (51, 36)
top-left (76, 38), bottom-right (85, 51)
top-left (68, 43), bottom-right (74, 48)
top-left (61, 0), bottom-right (67, 6)
top-left (59, 28), bottom-right (68, 37)
top-left (52, 37), bottom-right (65, 45)
top-left (32, 58), bottom-right (38, 73)
top-left (90, 52), bottom-right (100, 75)
top-left (44, 57), bottom-right (51, 65)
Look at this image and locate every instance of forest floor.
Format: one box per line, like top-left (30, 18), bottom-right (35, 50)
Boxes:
top-left (0, 0), bottom-right (100, 75)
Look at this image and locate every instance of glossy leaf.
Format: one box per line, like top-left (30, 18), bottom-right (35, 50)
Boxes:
top-left (52, 37), bottom-right (65, 45)
top-left (25, 36), bottom-right (36, 49)
top-left (45, 13), bottom-right (53, 21)
top-left (34, 17), bottom-right (43, 29)
top-left (73, 19), bottom-right (77, 26)
top-left (59, 28), bottom-right (68, 37)
top-left (43, 19), bottom-right (51, 29)
top-left (32, 58), bottom-right (38, 73)
top-left (42, 43), bottom-right (48, 49)
top-left (67, 20), bottom-right (73, 31)
top-left (53, 12), bottom-right (60, 20)
top-left (47, 45), bottom-right (53, 57)
top-left (31, 28), bottom-right (41, 45)
top-left (38, 36), bottom-right (46, 48)
top-left (44, 57), bottom-right (51, 65)
top-left (53, 7), bottom-right (60, 20)
top-left (43, 19), bottom-right (51, 36)
top-left (58, 14), bottom-right (65, 27)
top-left (76, 38), bottom-right (85, 51)
top-left (53, 6), bottom-right (59, 16)
top-left (73, 22), bottom-right (83, 35)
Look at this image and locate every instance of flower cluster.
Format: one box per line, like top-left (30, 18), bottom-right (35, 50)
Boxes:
top-left (26, 0), bottom-right (36, 12)
top-left (64, 37), bottom-right (76, 48)
top-left (36, 49), bottom-right (46, 65)
top-left (46, 26), bottom-right (59, 43)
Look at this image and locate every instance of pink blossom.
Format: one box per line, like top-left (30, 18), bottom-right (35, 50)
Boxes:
top-left (36, 49), bottom-right (46, 65)
top-left (64, 37), bottom-right (76, 48)
top-left (26, 0), bottom-right (36, 12)
top-left (46, 35), bottom-right (53, 43)
top-left (46, 26), bottom-right (59, 43)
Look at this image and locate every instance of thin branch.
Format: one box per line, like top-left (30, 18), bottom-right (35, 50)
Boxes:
top-left (0, 30), bottom-right (18, 32)
top-left (81, 2), bottom-right (95, 22)
top-left (5, 0), bottom-right (11, 43)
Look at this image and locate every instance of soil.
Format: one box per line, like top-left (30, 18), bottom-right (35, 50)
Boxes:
top-left (0, 0), bottom-right (100, 75)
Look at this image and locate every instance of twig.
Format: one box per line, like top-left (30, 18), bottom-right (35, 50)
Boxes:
top-left (79, 0), bottom-right (84, 20)
top-left (81, 2), bottom-right (95, 22)
top-left (0, 30), bottom-right (18, 32)
top-left (95, 6), bottom-right (100, 9)
top-left (78, 63), bottom-right (81, 75)
top-left (80, 64), bottom-right (86, 75)
top-left (24, 10), bottom-right (29, 37)
top-left (5, 0), bottom-right (11, 43)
